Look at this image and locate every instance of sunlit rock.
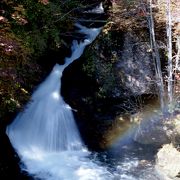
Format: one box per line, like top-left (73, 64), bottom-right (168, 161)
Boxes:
top-left (156, 144), bottom-right (180, 179)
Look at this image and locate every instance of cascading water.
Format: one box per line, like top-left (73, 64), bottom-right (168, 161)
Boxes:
top-left (6, 24), bottom-right (114, 180)
top-left (6, 24), bottom-right (102, 153)
top-left (166, 0), bottom-right (173, 104)
top-left (6, 63), bottom-right (83, 152)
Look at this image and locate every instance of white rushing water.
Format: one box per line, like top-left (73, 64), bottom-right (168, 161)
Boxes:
top-left (149, 0), bottom-right (165, 111)
top-left (6, 24), bottom-right (115, 180)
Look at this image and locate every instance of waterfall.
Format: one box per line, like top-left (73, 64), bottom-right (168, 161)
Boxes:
top-left (148, 0), bottom-right (174, 107)
top-left (6, 62), bottom-right (83, 152)
top-left (6, 24), bottom-right (101, 152)
top-left (5, 24), bottom-right (115, 180)
top-left (166, 0), bottom-right (173, 104)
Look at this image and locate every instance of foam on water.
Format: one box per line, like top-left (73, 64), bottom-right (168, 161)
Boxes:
top-left (20, 149), bottom-right (113, 180)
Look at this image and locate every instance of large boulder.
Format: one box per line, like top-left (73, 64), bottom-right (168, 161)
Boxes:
top-left (156, 144), bottom-right (180, 179)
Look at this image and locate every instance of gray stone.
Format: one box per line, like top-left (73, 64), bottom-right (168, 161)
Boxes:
top-left (156, 144), bottom-right (180, 180)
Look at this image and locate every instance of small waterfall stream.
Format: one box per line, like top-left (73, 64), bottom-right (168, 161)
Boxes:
top-left (6, 24), bottom-right (115, 180)
top-left (166, 0), bottom-right (173, 104)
